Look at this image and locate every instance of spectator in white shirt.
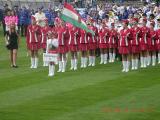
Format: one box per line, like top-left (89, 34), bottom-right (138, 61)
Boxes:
top-left (34, 7), bottom-right (46, 27)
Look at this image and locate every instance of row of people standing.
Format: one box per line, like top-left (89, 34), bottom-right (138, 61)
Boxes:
top-left (1, 4), bottom-right (58, 37)
top-left (26, 15), bottom-right (160, 77)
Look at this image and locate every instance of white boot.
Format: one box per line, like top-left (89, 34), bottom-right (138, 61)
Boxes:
top-left (84, 57), bottom-right (87, 68)
top-left (62, 61), bottom-right (66, 72)
top-left (48, 64), bottom-right (51, 76)
top-left (81, 57), bottom-right (84, 68)
top-left (140, 57), bottom-right (144, 68)
top-left (70, 59), bottom-right (74, 70)
top-left (112, 53), bottom-right (116, 62)
top-left (100, 54), bottom-right (104, 64)
top-left (30, 58), bottom-right (35, 68)
top-left (104, 54), bottom-right (108, 64)
top-left (34, 58), bottom-right (38, 68)
top-left (57, 61), bottom-right (62, 72)
top-left (122, 61), bottom-right (125, 72)
top-left (131, 59), bottom-right (135, 70)
top-left (88, 56), bottom-right (92, 66)
top-left (74, 59), bottom-right (78, 70)
top-left (92, 56), bottom-right (95, 66)
top-left (152, 55), bottom-right (156, 66)
top-left (125, 61), bottom-right (130, 72)
top-left (48, 65), bottom-right (55, 77)
top-left (147, 55), bottom-right (151, 66)
top-left (144, 57), bottom-right (147, 68)
top-left (158, 52), bottom-right (160, 64)
top-left (135, 59), bottom-right (138, 70)
top-left (109, 53), bottom-right (112, 63)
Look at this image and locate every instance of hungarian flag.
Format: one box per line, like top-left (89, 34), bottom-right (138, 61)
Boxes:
top-left (60, 2), bottom-right (95, 35)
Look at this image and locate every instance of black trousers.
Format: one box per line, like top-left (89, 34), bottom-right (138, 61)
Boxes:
top-left (2, 22), bottom-right (6, 36)
top-left (20, 24), bottom-right (28, 37)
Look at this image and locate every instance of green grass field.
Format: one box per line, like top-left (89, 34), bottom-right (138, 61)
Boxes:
top-left (0, 26), bottom-right (160, 120)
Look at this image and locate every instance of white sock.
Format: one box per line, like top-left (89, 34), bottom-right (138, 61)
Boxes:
top-left (52, 65), bottom-right (55, 76)
top-left (158, 52), bottom-right (160, 63)
top-left (144, 57), bottom-right (147, 67)
top-left (152, 55), bottom-right (156, 66)
top-left (81, 57), bottom-right (84, 67)
top-left (88, 56), bottom-right (92, 66)
top-left (104, 54), bottom-right (108, 64)
top-left (74, 59), bottom-right (78, 70)
top-left (126, 61), bottom-right (130, 72)
top-left (135, 59), bottom-right (138, 69)
top-left (34, 58), bottom-right (38, 68)
top-left (140, 57), bottom-right (144, 67)
top-left (84, 57), bottom-right (87, 68)
top-left (109, 53), bottom-right (112, 62)
top-left (92, 56), bottom-right (95, 66)
top-left (100, 54), bottom-right (104, 64)
top-left (62, 61), bottom-right (66, 72)
top-left (58, 61), bottom-right (62, 72)
top-left (30, 58), bottom-right (35, 68)
top-left (49, 64), bottom-right (51, 75)
top-left (131, 59), bottom-right (134, 69)
top-left (124, 61), bottom-right (127, 71)
top-left (70, 59), bottom-right (74, 70)
top-left (122, 61), bottom-right (125, 71)
top-left (147, 55), bottom-right (151, 66)
top-left (113, 53), bottom-right (116, 61)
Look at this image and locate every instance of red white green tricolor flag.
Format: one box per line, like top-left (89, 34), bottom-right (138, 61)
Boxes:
top-left (60, 2), bottom-right (95, 35)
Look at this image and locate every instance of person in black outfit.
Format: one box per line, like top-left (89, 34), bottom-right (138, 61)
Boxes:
top-left (5, 24), bottom-right (20, 68)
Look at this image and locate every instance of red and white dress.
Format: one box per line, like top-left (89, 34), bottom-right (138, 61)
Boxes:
top-left (79, 29), bottom-right (88, 51)
top-left (156, 28), bottom-right (160, 50)
top-left (108, 28), bottom-right (118, 48)
top-left (26, 25), bottom-right (41, 50)
top-left (40, 26), bottom-right (51, 49)
top-left (130, 27), bottom-right (141, 54)
top-left (87, 26), bottom-right (98, 50)
top-left (139, 26), bottom-right (150, 51)
top-left (148, 29), bottom-right (156, 51)
top-left (98, 28), bottom-right (110, 49)
top-left (57, 26), bottom-right (69, 54)
top-left (68, 27), bottom-right (79, 52)
top-left (118, 28), bottom-right (131, 54)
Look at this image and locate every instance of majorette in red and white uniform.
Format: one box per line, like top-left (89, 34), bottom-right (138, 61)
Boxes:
top-left (130, 18), bottom-right (141, 54)
top-left (57, 24), bottom-right (69, 54)
top-left (87, 22), bottom-right (98, 50)
top-left (79, 29), bottom-right (88, 51)
top-left (156, 18), bottom-right (160, 64)
top-left (118, 21), bottom-right (131, 55)
top-left (26, 16), bottom-right (41, 69)
top-left (57, 21), bottom-right (69, 73)
top-left (108, 23), bottom-right (118, 49)
top-left (108, 22), bottom-right (118, 63)
top-left (98, 21), bottom-right (110, 64)
top-left (68, 24), bottom-right (79, 52)
top-left (40, 18), bottom-right (51, 50)
top-left (98, 22), bottom-right (110, 49)
top-left (119, 20), bottom-right (131, 73)
top-left (139, 18), bottom-right (150, 68)
top-left (26, 16), bottom-right (41, 51)
top-left (139, 18), bottom-right (150, 51)
top-left (67, 23), bottom-right (79, 70)
top-left (129, 18), bottom-right (141, 70)
top-left (87, 19), bottom-right (98, 66)
top-left (149, 21), bottom-right (157, 66)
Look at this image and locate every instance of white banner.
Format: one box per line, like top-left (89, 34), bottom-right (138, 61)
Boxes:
top-left (43, 53), bottom-right (58, 64)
